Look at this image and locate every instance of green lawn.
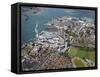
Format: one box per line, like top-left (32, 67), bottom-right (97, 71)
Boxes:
top-left (68, 47), bottom-right (95, 61)
top-left (68, 47), bottom-right (78, 57)
top-left (74, 59), bottom-right (85, 67)
top-left (86, 51), bottom-right (95, 61)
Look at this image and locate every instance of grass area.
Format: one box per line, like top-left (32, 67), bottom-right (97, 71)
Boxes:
top-left (68, 47), bottom-right (78, 57)
top-left (68, 47), bottom-right (95, 61)
top-left (74, 59), bottom-right (85, 67)
top-left (86, 51), bottom-right (95, 61)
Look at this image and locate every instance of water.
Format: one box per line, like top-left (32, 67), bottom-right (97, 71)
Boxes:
top-left (21, 7), bottom-right (95, 44)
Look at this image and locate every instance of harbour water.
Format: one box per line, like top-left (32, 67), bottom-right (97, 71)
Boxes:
top-left (21, 7), bottom-right (95, 44)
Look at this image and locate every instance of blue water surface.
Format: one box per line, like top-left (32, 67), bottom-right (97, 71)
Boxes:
top-left (21, 7), bottom-right (95, 44)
